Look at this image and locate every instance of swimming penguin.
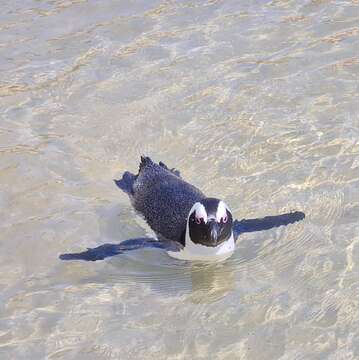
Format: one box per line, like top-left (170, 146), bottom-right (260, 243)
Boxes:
top-left (60, 156), bottom-right (305, 262)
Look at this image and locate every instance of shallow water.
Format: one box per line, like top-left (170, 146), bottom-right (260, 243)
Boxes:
top-left (1, 0), bottom-right (359, 359)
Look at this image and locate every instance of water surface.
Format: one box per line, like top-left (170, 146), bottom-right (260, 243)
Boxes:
top-left (1, 0), bottom-right (359, 359)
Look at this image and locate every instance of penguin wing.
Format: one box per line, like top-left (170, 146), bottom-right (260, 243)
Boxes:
top-left (59, 237), bottom-right (180, 261)
top-left (233, 211), bottom-right (305, 240)
top-left (158, 161), bottom-right (181, 178)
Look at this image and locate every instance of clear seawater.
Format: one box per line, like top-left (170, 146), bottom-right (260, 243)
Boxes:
top-left (1, 0), bottom-right (359, 359)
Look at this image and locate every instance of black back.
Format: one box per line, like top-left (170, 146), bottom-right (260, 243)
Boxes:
top-left (118, 157), bottom-right (205, 245)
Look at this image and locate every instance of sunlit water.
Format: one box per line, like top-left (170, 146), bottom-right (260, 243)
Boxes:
top-left (1, 0), bottom-right (359, 359)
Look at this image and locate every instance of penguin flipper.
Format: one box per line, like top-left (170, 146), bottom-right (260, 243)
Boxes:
top-left (233, 211), bottom-right (305, 240)
top-left (114, 171), bottom-right (136, 195)
top-left (159, 161), bottom-right (181, 178)
top-left (59, 237), bottom-right (168, 261)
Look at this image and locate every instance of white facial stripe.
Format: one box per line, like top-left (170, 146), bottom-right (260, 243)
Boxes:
top-left (189, 202), bottom-right (208, 223)
top-left (216, 200), bottom-right (229, 222)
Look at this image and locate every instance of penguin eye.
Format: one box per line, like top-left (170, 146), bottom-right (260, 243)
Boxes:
top-left (221, 215), bottom-right (228, 223)
top-left (195, 217), bottom-right (203, 224)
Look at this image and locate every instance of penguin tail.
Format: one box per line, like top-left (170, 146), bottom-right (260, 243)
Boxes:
top-left (114, 171), bottom-right (136, 195)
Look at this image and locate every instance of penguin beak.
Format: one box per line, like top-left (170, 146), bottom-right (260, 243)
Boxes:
top-left (208, 220), bottom-right (219, 245)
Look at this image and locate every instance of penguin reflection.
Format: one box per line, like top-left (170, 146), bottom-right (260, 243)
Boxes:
top-left (101, 252), bottom-right (237, 303)
top-left (189, 262), bottom-right (236, 303)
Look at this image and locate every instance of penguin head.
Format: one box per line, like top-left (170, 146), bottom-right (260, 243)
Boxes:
top-left (187, 198), bottom-right (233, 247)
